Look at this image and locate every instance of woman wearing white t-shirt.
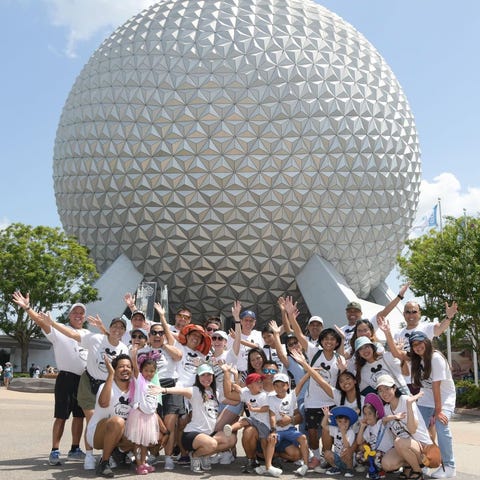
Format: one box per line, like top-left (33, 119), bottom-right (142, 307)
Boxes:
top-left (409, 332), bottom-right (456, 479)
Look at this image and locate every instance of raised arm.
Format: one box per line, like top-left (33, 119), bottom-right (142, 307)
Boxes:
top-left (230, 300), bottom-right (242, 356)
top-left (12, 291), bottom-right (52, 333)
top-left (375, 283), bottom-right (410, 319)
top-left (161, 385), bottom-right (193, 399)
top-left (124, 292), bottom-right (137, 314)
top-left (269, 320), bottom-right (289, 368)
top-left (154, 302), bottom-right (182, 360)
top-left (39, 311), bottom-right (82, 342)
top-left (98, 355), bottom-right (115, 407)
top-left (433, 301), bottom-right (458, 337)
top-left (285, 297), bottom-right (308, 351)
top-left (221, 363), bottom-right (241, 403)
top-left (377, 316), bottom-right (407, 361)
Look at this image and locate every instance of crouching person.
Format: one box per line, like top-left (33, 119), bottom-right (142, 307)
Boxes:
top-left (86, 354), bottom-right (134, 478)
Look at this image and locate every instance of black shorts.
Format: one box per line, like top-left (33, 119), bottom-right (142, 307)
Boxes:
top-left (181, 431), bottom-right (206, 452)
top-left (54, 371), bottom-right (85, 420)
top-left (305, 406), bottom-right (334, 430)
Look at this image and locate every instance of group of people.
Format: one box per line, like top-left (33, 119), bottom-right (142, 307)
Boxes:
top-left (11, 286), bottom-right (458, 480)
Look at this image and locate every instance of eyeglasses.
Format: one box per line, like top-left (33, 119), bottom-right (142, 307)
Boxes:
top-left (263, 368), bottom-right (278, 374)
top-left (177, 313), bottom-right (191, 319)
top-left (131, 334), bottom-right (146, 339)
top-left (150, 330), bottom-right (165, 336)
top-left (404, 310), bottom-right (418, 314)
top-left (287, 341), bottom-right (299, 347)
top-left (206, 327), bottom-right (219, 332)
top-left (211, 335), bottom-right (225, 341)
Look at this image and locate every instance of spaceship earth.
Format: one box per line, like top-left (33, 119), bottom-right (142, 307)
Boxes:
top-left (53, 0), bottom-right (421, 323)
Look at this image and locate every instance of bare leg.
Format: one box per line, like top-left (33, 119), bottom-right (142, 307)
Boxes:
top-left (52, 418), bottom-right (66, 449)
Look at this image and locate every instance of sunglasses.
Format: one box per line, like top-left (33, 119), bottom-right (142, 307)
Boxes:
top-left (404, 310), bottom-right (418, 314)
top-left (287, 341), bottom-right (299, 347)
top-left (211, 335), bottom-right (225, 341)
top-left (131, 334), bottom-right (146, 339)
top-left (263, 368), bottom-right (278, 374)
top-left (177, 313), bottom-right (191, 319)
top-left (150, 330), bottom-right (165, 336)
top-left (206, 327), bottom-right (219, 332)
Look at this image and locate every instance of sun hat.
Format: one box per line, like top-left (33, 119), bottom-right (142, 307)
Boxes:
top-left (364, 392), bottom-right (385, 419)
top-left (329, 406), bottom-right (358, 427)
top-left (178, 324), bottom-right (212, 355)
top-left (354, 336), bottom-right (376, 352)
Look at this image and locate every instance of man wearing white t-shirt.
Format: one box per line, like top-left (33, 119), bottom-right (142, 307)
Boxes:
top-left (12, 291), bottom-right (89, 467)
top-left (87, 354), bottom-right (134, 478)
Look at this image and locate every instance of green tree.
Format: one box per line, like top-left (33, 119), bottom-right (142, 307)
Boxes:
top-left (397, 215), bottom-right (480, 358)
top-left (0, 223), bottom-right (99, 370)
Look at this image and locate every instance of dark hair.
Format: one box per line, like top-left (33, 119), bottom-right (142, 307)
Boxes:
top-left (247, 348), bottom-right (267, 374)
top-left (349, 319), bottom-right (378, 352)
top-left (318, 328), bottom-right (342, 350)
top-left (111, 354), bottom-right (132, 370)
top-left (176, 306), bottom-right (192, 315)
top-left (410, 336), bottom-right (435, 387)
top-left (203, 316), bottom-right (222, 328)
top-left (261, 324), bottom-right (275, 335)
top-left (194, 372), bottom-right (218, 403)
top-left (336, 370), bottom-right (362, 412)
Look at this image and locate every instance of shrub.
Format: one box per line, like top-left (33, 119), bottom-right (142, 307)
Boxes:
top-left (456, 380), bottom-right (480, 408)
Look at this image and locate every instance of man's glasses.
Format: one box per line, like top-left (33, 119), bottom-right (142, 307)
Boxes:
top-left (211, 335), bottom-right (225, 341)
top-left (131, 334), bottom-right (146, 339)
top-left (206, 327), bottom-right (219, 332)
top-left (177, 313), bottom-right (191, 319)
top-left (404, 310), bottom-right (418, 314)
top-left (263, 368), bottom-right (278, 374)
top-left (150, 330), bottom-right (165, 336)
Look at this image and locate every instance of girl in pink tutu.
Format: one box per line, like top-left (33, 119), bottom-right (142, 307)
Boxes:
top-left (126, 347), bottom-right (163, 474)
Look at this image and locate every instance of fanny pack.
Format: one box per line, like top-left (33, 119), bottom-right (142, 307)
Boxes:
top-left (86, 370), bottom-right (105, 394)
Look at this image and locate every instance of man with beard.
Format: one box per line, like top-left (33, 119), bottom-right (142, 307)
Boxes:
top-left (87, 354), bottom-right (135, 478)
top-left (12, 290), bottom-right (88, 467)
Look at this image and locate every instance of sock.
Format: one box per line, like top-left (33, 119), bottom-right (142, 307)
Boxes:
top-left (70, 444), bottom-right (79, 451)
top-left (51, 448), bottom-right (59, 452)
top-left (85, 450), bottom-right (94, 457)
top-left (313, 448), bottom-right (321, 459)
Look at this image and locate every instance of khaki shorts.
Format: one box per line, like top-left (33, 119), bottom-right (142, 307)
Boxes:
top-left (93, 417), bottom-right (133, 451)
top-left (77, 371), bottom-right (96, 411)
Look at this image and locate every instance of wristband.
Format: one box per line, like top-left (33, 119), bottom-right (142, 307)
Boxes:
top-left (163, 430), bottom-right (170, 435)
top-left (270, 427), bottom-right (276, 433)
top-left (397, 294), bottom-right (404, 300)
top-left (235, 321), bottom-right (241, 324)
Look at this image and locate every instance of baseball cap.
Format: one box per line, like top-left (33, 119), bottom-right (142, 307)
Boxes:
top-left (308, 316), bottom-right (323, 325)
top-left (376, 374), bottom-right (396, 388)
top-left (69, 303), bottom-right (86, 314)
top-left (131, 310), bottom-right (146, 319)
top-left (408, 331), bottom-right (428, 345)
top-left (245, 373), bottom-right (264, 385)
top-left (346, 301), bottom-right (362, 311)
top-left (212, 330), bottom-right (228, 340)
top-left (110, 317), bottom-right (127, 329)
top-left (197, 363), bottom-right (214, 376)
top-left (131, 328), bottom-right (148, 339)
top-left (273, 373), bottom-right (290, 384)
top-left (240, 310), bottom-right (256, 320)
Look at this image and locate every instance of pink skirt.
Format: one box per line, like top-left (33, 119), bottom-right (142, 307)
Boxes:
top-left (125, 408), bottom-right (159, 446)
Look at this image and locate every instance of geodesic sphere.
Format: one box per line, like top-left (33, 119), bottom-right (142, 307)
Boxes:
top-left (53, 0), bottom-right (421, 322)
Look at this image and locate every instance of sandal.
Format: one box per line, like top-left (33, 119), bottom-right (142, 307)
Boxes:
top-left (399, 467), bottom-right (412, 479)
top-left (406, 471), bottom-right (423, 480)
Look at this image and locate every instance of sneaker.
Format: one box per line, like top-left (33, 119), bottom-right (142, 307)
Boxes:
top-left (190, 455), bottom-right (203, 473)
top-left (355, 465), bottom-right (366, 473)
top-left (164, 456), bottom-right (175, 470)
top-left (223, 424), bottom-right (233, 437)
top-left (67, 447), bottom-right (86, 460)
top-left (84, 453), bottom-right (97, 470)
top-left (307, 457), bottom-right (320, 469)
top-left (219, 450), bottom-right (235, 465)
top-left (136, 464), bottom-right (149, 475)
top-left (178, 455), bottom-right (191, 465)
top-left (110, 447), bottom-right (127, 469)
top-left (326, 466), bottom-right (342, 475)
top-left (255, 465), bottom-right (267, 475)
top-left (294, 464), bottom-right (309, 476)
top-left (344, 469), bottom-right (355, 478)
top-left (243, 458), bottom-right (259, 473)
top-left (266, 466), bottom-right (283, 477)
top-left (314, 463), bottom-right (328, 474)
top-left (200, 455), bottom-right (212, 471)
top-left (49, 450), bottom-right (61, 466)
top-left (96, 459), bottom-right (115, 478)
top-left (144, 463), bottom-right (155, 473)
top-left (431, 466), bottom-right (456, 479)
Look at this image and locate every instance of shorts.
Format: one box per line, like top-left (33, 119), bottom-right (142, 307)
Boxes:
top-left (157, 393), bottom-right (186, 417)
top-left (93, 417), bottom-right (133, 452)
top-left (54, 371), bottom-right (84, 419)
top-left (182, 430), bottom-right (214, 452)
top-left (77, 370), bottom-right (99, 411)
top-left (275, 427), bottom-right (303, 452)
top-left (305, 406), bottom-right (334, 430)
top-left (245, 417), bottom-right (270, 439)
top-left (334, 452), bottom-right (349, 470)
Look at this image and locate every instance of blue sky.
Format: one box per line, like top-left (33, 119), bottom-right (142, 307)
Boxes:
top-left (1, 0), bottom-right (479, 236)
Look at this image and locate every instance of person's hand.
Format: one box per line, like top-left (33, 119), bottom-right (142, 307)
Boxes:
top-left (87, 314), bottom-right (103, 329)
top-left (154, 302), bottom-right (165, 316)
top-left (38, 311), bottom-right (54, 325)
top-left (398, 282), bottom-right (410, 298)
top-left (277, 296), bottom-right (286, 312)
top-left (284, 296), bottom-right (296, 316)
top-left (124, 292), bottom-right (136, 309)
top-left (104, 354), bottom-right (114, 376)
top-left (445, 301), bottom-right (458, 319)
top-left (336, 355), bottom-right (347, 372)
top-left (435, 411), bottom-right (449, 425)
top-left (220, 363), bottom-right (232, 372)
top-left (269, 320), bottom-right (281, 335)
top-left (228, 328), bottom-right (236, 339)
top-left (377, 315), bottom-right (390, 333)
top-left (334, 324), bottom-right (345, 339)
top-left (290, 350), bottom-right (306, 367)
top-left (406, 391), bottom-right (424, 404)
top-left (232, 300), bottom-right (241, 320)
top-left (12, 290), bottom-right (30, 310)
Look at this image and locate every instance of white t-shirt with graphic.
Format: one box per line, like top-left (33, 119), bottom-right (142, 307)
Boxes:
top-left (268, 391), bottom-right (297, 431)
top-left (45, 326), bottom-right (88, 375)
top-left (240, 387), bottom-right (270, 427)
top-left (184, 386), bottom-right (219, 435)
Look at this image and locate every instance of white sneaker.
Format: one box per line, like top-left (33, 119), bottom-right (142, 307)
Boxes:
top-left (84, 454), bottom-right (96, 470)
top-left (200, 455), bottom-right (212, 471)
top-left (223, 424), bottom-right (233, 437)
top-left (219, 451), bottom-right (235, 465)
top-left (255, 465), bottom-right (267, 474)
top-left (266, 466), bottom-right (283, 477)
top-left (294, 464), bottom-right (308, 476)
top-left (164, 456), bottom-right (175, 470)
top-left (431, 466), bottom-right (456, 478)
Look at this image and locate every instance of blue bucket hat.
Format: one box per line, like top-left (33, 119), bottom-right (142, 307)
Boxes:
top-left (329, 406), bottom-right (358, 427)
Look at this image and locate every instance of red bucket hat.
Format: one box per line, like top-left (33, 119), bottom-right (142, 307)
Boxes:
top-left (178, 324), bottom-right (211, 356)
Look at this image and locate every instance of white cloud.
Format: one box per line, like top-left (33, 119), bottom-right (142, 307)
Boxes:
top-left (44, 0), bottom-right (156, 57)
top-left (0, 217), bottom-right (11, 230)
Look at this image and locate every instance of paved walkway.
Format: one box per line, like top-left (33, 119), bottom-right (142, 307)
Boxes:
top-left (0, 388), bottom-right (478, 480)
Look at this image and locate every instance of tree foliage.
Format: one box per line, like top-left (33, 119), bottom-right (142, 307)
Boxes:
top-left (0, 223), bottom-right (99, 370)
top-left (398, 215), bottom-right (480, 356)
